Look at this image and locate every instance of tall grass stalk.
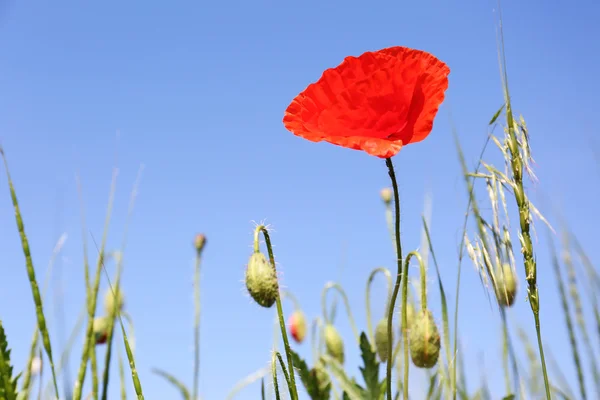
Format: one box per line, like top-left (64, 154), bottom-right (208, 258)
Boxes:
top-left (494, 3), bottom-right (550, 398)
top-left (72, 167), bottom-right (119, 400)
top-left (101, 164), bottom-right (144, 400)
top-left (0, 146), bottom-right (61, 398)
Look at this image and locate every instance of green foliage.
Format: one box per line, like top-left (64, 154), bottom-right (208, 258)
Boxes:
top-left (358, 332), bottom-right (385, 399)
top-left (0, 321), bottom-right (19, 400)
top-left (290, 350), bottom-right (331, 400)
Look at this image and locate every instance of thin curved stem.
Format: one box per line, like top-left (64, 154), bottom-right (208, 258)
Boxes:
top-left (365, 267), bottom-right (393, 349)
top-left (280, 289), bottom-right (302, 311)
top-left (254, 225), bottom-right (298, 400)
top-left (321, 282), bottom-right (360, 343)
top-left (311, 317), bottom-right (324, 364)
top-left (385, 157), bottom-right (403, 400)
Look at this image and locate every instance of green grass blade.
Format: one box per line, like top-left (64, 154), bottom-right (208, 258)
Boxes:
top-left (0, 147), bottom-right (60, 398)
top-left (152, 369), bottom-right (190, 400)
top-left (549, 235), bottom-right (586, 399)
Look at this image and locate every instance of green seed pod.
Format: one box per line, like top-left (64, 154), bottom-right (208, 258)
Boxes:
top-left (93, 317), bottom-right (110, 345)
top-left (496, 263), bottom-right (518, 307)
top-left (310, 359), bottom-right (330, 390)
top-left (324, 324), bottom-right (345, 364)
top-left (380, 188), bottom-right (393, 205)
top-left (104, 287), bottom-right (125, 315)
top-left (245, 252), bottom-right (279, 308)
top-left (409, 310), bottom-right (441, 369)
top-left (375, 318), bottom-right (393, 362)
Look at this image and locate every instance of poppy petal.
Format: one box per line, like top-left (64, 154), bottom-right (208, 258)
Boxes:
top-left (283, 46), bottom-right (449, 158)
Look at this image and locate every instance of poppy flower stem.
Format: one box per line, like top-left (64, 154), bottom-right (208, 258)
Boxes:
top-left (253, 225), bottom-right (299, 400)
top-left (365, 267), bottom-right (393, 350)
top-left (384, 157), bottom-right (404, 400)
top-left (321, 282), bottom-right (360, 343)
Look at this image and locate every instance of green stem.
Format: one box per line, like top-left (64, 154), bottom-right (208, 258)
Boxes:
top-left (402, 251), bottom-right (424, 400)
top-left (254, 225), bottom-right (298, 400)
top-left (281, 289), bottom-right (302, 311)
top-left (385, 204), bottom-right (397, 258)
top-left (73, 168), bottom-right (118, 400)
top-left (193, 241), bottom-right (206, 400)
top-left (385, 157), bottom-right (403, 400)
top-left (320, 282), bottom-right (360, 343)
top-left (365, 267), bottom-right (393, 349)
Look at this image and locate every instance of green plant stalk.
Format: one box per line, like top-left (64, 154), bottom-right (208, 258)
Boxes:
top-left (101, 165), bottom-right (143, 400)
top-left (100, 259), bottom-right (124, 400)
top-left (495, 3), bottom-right (550, 397)
top-left (254, 226), bottom-right (298, 400)
top-left (384, 157), bottom-right (404, 400)
top-left (0, 147), bottom-right (60, 398)
top-left (365, 267), bottom-right (393, 349)
top-left (101, 269), bottom-right (144, 398)
top-left (551, 236), bottom-right (586, 400)
top-left (562, 233), bottom-right (600, 399)
top-left (271, 352), bottom-right (282, 400)
top-left (321, 282), bottom-right (360, 343)
top-left (401, 253), bottom-right (422, 400)
top-left (72, 167), bottom-right (118, 400)
top-left (22, 233), bottom-right (66, 397)
top-left (119, 347), bottom-right (127, 400)
top-left (193, 246), bottom-right (204, 400)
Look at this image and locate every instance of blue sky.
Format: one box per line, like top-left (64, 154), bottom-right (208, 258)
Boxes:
top-left (0, 0), bottom-right (599, 399)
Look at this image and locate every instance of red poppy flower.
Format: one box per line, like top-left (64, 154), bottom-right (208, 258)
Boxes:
top-left (283, 46), bottom-right (450, 158)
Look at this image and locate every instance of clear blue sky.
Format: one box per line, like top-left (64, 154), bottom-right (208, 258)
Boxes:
top-left (1, 1), bottom-right (599, 399)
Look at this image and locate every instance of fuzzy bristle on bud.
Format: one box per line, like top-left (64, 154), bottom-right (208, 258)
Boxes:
top-left (104, 287), bottom-right (125, 315)
top-left (496, 263), bottom-right (518, 307)
top-left (324, 324), bottom-right (344, 364)
top-left (245, 252), bottom-right (279, 308)
top-left (380, 188), bottom-right (393, 205)
top-left (409, 310), bottom-right (441, 369)
top-left (194, 233), bottom-right (207, 253)
top-left (288, 310), bottom-right (307, 343)
top-left (93, 317), bottom-right (110, 345)
top-left (375, 318), bottom-right (392, 362)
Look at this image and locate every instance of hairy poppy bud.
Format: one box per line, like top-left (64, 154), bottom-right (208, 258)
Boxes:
top-left (288, 310), bottom-right (307, 343)
top-left (375, 318), bottom-right (393, 362)
top-left (194, 233), bottom-right (207, 253)
top-left (496, 263), bottom-right (518, 307)
top-left (245, 252), bottom-right (279, 308)
top-left (409, 310), bottom-right (440, 369)
top-left (104, 287), bottom-right (125, 315)
top-left (310, 359), bottom-right (330, 390)
top-left (93, 317), bottom-right (110, 345)
top-left (380, 188), bottom-right (393, 205)
top-left (324, 324), bottom-right (344, 364)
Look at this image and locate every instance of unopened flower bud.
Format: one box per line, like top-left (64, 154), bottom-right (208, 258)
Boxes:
top-left (104, 287), bottom-right (125, 315)
top-left (375, 318), bottom-right (393, 362)
top-left (194, 234), bottom-right (207, 253)
top-left (30, 356), bottom-right (42, 376)
top-left (496, 263), bottom-right (518, 307)
top-left (380, 188), bottom-right (393, 205)
top-left (324, 324), bottom-right (344, 364)
top-left (245, 252), bottom-right (279, 308)
top-left (93, 317), bottom-right (110, 345)
top-left (409, 310), bottom-right (440, 369)
top-left (288, 310), bottom-right (307, 343)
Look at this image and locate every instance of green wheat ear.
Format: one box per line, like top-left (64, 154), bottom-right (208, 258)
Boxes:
top-left (0, 147), bottom-right (60, 398)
